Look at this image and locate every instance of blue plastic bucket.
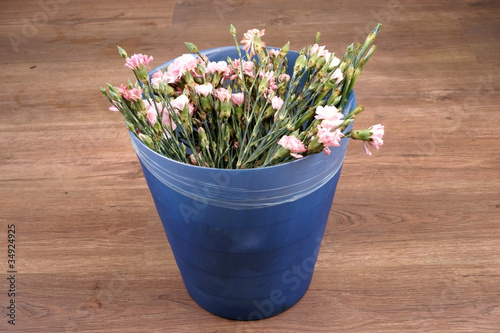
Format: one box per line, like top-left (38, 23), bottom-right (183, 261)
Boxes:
top-left (129, 47), bottom-right (356, 320)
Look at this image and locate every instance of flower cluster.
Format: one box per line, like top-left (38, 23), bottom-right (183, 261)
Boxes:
top-left (102, 24), bottom-right (385, 169)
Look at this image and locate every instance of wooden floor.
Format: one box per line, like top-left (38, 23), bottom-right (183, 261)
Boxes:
top-left (1, 0), bottom-right (500, 332)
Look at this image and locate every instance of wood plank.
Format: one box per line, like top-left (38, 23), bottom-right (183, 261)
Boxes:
top-left (1, 0), bottom-right (500, 331)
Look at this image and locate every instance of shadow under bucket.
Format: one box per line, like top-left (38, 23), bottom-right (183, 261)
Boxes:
top-left (129, 46), bottom-right (357, 320)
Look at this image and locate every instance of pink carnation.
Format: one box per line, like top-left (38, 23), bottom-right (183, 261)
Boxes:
top-left (229, 59), bottom-right (255, 80)
top-left (197, 55), bottom-right (209, 65)
top-left (206, 61), bottom-right (229, 75)
top-left (145, 101), bottom-right (159, 126)
top-left (151, 71), bottom-right (168, 89)
top-left (125, 53), bottom-right (153, 70)
top-left (164, 54), bottom-right (198, 83)
top-left (268, 49), bottom-right (280, 57)
top-left (329, 68), bottom-right (343, 84)
top-left (161, 112), bottom-right (177, 136)
top-left (259, 71), bottom-right (278, 97)
top-left (188, 152), bottom-right (206, 166)
top-left (194, 83), bottom-right (213, 97)
top-left (231, 92), bottom-right (244, 106)
top-left (171, 94), bottom-right (195, 116)
top-left (118, 84), bottom-right (143, 102)
top-left (278, 73), bottom-right (290, 83)
top-left (145, 101), bottom-right (177, 136)
top-left (193, 55), bottom-right (209, 78)
top-left (309, 44), bottom-right (330, 58)
top-left (240, 28), bottom-right (266, 57)
top-left (242, 61), bottom-right (255, 78)
top-left (151, 70), bottom-right (163, 81)
top-left (171, 95), bottom-right (188, 113)
top-left (326, 54), bottom-right (341, 68)
top-left (363, 124), bottom-right (385, 156)
top-left (214, 88), bottom-right (232, 102)
top-left (151, 71), bottom-right (163, 79)
top-left (271, 96), bottom-right (284, 110)
top-left (317, 126), bottom-right (343, 148)
top-left (205, 61), bottom-right (231, 83)
top-left (189, 153), bottom-right (197, 165)
top-left (278, 135), bottom-right (307, 159)
top-left (314, 105), bottom-right (344, 130)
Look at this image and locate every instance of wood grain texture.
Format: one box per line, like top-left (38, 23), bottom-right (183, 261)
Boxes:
top-left (1, 0), bottom-right (499, 332)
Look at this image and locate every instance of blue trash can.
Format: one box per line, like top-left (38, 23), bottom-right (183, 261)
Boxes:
top-left (129, 46), bottom-right (356, 320)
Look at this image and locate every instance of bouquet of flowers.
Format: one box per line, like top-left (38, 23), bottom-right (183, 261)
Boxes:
top-left (101, 24), bottom-right (384, 169)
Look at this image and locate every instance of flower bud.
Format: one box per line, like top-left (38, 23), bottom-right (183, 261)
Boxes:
top-left (139, 133), bottom-right (154, 149)
top-left (198, 127), bottom-right (209, 150)
top-left (179, 104), bottom-right (192, 133)
top-left (220, 101), bottom-right (232, 119)
top-left (107, 83), bottom-right (119, 94)
top-left (222, 123), bottom-right (231, 142)
top-left (258, 77), bottom-right (269, 95)
top-left (340, 60), bottom-right (350, 72)
top-left (347, 105), bottom-right (364, 119)
top-left (308, 54), bottom-right (318, 69)
top-left (253, 34), bottom-right (263, 55)
top-left (109, 90), bottom-right (121, 100)
top-left (340, 118), bottom-right (354, 130)
top-left (135, 100), bottom-right (147, 114)
top-left (184, 42), bottom-right (198, 54)
top-left (117, 46), bottom-right (128, 59)
top-left (307, 136), bottom-right (323, 154)
top-left (363, 45), bottom-right (377, 63)
top-left (323, 79), bottom-right (335, 91)
top-left (234, 105), bottom-right (243, 119)
top-left (165, 84), bottom-right (177, 97)
top-left (280, 41), bottom-right (290, 57)
top-left (331, 95), bottom-right (342, 105)
top-left (153, 119), bottom-right (163, 134)
top-left (364, 23), bottom-right (382, 47)
top-left (230, 24), bottom-right (237, 35)
top-left (125, 120), bottom-right (135, 132)
top-left (350, 129), bottom-right (371, 141)
top-left (184, 70), bottom-right (195, 87)
top-left (315, 56), bottom-right (326, 71)
top-left (196, 63), bottom-right (206, 76)
top-left (294, 55), bottom-right (307, 73)
top-left (180, 143), bottom-right (187, 156)
top-left (200, 96), bottom-right (213, 112)
top-left (263, 105), bottom-right (276, 119)
top-left (314, 31), bottom-right (321, 44)
top-left (271, 146), bottom-right (290, 161)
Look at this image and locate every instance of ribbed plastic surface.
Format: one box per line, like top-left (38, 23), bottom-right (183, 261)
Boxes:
top-left (130, 47), bottom-right (356, 320)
